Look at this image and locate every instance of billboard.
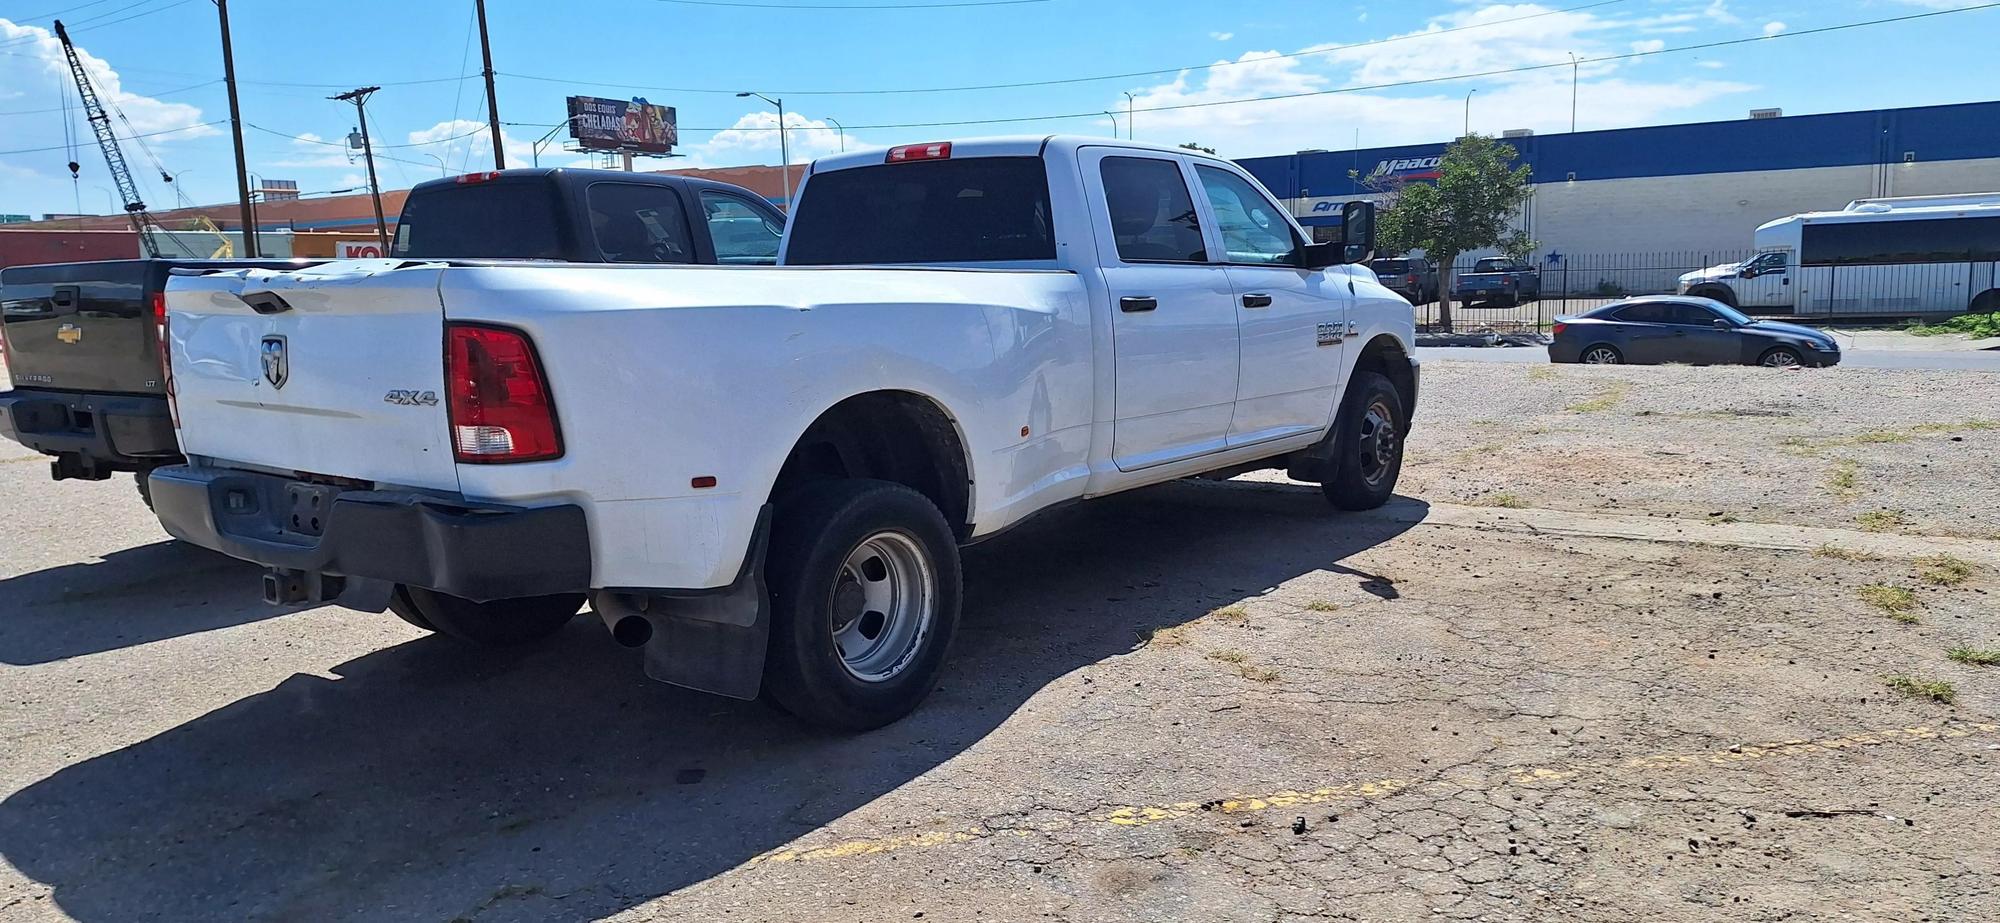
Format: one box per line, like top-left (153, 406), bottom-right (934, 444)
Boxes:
top-left (567, 96), bottom-right (678, 155)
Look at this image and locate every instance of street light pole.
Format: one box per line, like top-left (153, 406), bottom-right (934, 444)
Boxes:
top-left (331, 86), bottom-right (389, 250)
top-left (532, 115), bottom-right (588, 167)
top-left (1569, 53), bottom-right (1579, 133)
top-left (737, 91), bottom-right (790, 207)
top-left (826, 117), bottom-right (845, 153)
top-left (1103, 110), bottom-right (1119, 138)
top-left (1464, 88), bottom-right (1477, 137)
top-left (1123, 91), bottom-right (1135, 140)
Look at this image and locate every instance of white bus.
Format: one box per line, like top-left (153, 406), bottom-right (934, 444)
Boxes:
top-left (1679, 192), bottom-right (2000, 317)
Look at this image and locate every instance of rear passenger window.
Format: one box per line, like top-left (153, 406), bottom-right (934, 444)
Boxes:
top-left (1668, 304), bottom-right (1719, 326)
top-left (1100, 157), bottom-right (1207, 263)
top-left (1613, 303), bottom-right (1671, 323)
top-left (586, 183), bottom-right (695, 264)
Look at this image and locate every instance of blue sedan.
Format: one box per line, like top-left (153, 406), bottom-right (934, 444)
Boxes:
top-left (1550, 296), bottom-right (1842, 367)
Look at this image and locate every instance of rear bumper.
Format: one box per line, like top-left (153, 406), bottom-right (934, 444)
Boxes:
top-left (148, 464), bottom-right (592, 602)
top-left (0, 388), bottom-right (178, 476)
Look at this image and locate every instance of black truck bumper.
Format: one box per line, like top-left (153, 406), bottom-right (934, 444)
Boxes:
top-left (147, 465), bottom-right (591, 605)
top-left (0, 388), bottom-right (179, 478)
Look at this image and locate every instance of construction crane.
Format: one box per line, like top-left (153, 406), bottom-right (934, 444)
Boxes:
top-left (54, 18), bottom-right (162, 257)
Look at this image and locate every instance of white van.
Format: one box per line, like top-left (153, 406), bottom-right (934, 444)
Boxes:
top-left (1679, 192), bottom-right (2000, 317)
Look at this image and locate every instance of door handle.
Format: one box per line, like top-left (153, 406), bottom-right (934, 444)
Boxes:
top-left (1241, 293), bottom-right (1273, 308)
top-left (1119, 295), bottom-right (1158, 313)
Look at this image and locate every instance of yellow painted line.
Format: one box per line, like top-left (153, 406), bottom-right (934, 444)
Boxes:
top-left (734, 720), bottom-right (2000, 869)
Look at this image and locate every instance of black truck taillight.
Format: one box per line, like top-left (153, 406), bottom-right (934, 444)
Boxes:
top-left (445, 323), bottom-right (562, 463)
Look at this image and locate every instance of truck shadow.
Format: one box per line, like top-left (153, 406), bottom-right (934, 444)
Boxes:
top-left (0, 540), bottom-right (292, 666)
top-left (0, 480), bottom-right (1425, 922)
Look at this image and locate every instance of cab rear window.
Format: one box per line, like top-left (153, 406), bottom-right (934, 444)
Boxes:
top-left (393, 183), bottom-right (565, 260)
top-left (786, 157), bottom-right (1055, 265)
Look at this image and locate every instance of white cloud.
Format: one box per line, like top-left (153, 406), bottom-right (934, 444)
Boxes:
top-left (1357, 10), bottom-right (1369, 23)
top-left (1210, 31), bottom-right (1234, 41)
top-left (1631, 39), bottom-right (1667, 53)
top-left (1761, 21), bottom-right (1787, 36)
top-left (1702, 0), bottom-right (1741, 25)
top-left (1114, 2), bottom-right (1755, 157)
top-left (675, 109), bottom-right (864, 170)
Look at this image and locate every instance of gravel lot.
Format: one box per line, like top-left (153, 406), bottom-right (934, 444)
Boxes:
top-left (3, 360), bottom-right (1998, 922)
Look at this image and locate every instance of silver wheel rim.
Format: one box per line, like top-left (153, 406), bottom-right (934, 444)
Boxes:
top-left (1582, 347), bottom-right (1619, 364)
top-left (1762, 350), bottom-right (1799, 367)
top-left (828, 531), bottom-right (936, 683)
top-left (1356, 399), bottom-right (1399, 487)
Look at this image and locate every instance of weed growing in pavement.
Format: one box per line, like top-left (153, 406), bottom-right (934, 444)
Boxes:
top-left (1859, 584), bottom-right (1920, 622)
top-left (1849, 430), bottom-right (1912, 444)
top-left (1917, 555), bottom-right (1974, 587)
top-left (1210, 604), bottom-right (1248, 623)
top-left (1302, 600), bottom-right (1340, 612)
top-left (1856, 510), bottom-right (1909, 532)
top-left (1237, 664), bottom-right (1282, 683)
top-left (1478, 492), bottom-right (1529, 509)
top-left (1947, 646), bottom-right (2000, 666)
top-left (1138, 625), bottom-right (1189, 647)
top-left (1526, 366), bottom-right (1558, 381)
top-left (1206, 649), bottom-right (1248, 664)
top-left (1883, 674), bottom-right (1956, 704)
top-left (1566, 382), bottom-right (1631, 413)
top-left (1827, 460), bottom-right (1860, 498)
top-left (1813, 544), bottom-right (1884, 562)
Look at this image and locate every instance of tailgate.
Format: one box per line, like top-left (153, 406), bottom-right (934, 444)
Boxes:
top-left (0, 261), bottom-right (160, 393)
top-left (167, 261), bottom-right (460, 491)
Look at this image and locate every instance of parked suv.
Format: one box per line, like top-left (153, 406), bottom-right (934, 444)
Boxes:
top-left (1369, 257), bottom-right (1437, 305)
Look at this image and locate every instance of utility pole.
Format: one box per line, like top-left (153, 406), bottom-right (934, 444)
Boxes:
top-left (474, 0), bottom-right (505, 169)
top-left (216, 0), bottom-right (258, 256)
top-left (332, 87), bottom-right (388, 249)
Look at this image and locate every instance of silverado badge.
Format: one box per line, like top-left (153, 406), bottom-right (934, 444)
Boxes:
top-left (261, 335), bottom-right (289, 389)
top-left (56, 323), bottom-right (82, 344)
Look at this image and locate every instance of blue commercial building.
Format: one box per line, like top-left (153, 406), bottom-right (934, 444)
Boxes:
top-left (1237, 100), bottom-right (2000, 257)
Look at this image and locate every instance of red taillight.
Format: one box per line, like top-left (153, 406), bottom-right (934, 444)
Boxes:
top-left (886, 142), bottom-right (951, 163)
top-left (446, 323), bottom-right (561, 463)
top-left (154, 292), bottom-right (180, 428)
top-left (454, 171), bottom-right (504, 184)
top-left (1552, 322), bottom-right (1567, 336)
top-left (1406, 274), bottom-right (1418, 285)
top-left (1502, 274), bottom-right (1517, 285)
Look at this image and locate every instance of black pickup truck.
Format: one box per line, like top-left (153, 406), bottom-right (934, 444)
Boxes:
top-left (0, 259), bottom-right (304, 504)
top-left (0, 168), bottom-right (786, 507)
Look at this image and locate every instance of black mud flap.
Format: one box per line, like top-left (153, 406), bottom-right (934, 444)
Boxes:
top-left (591, 506), bottom-right (773, 701)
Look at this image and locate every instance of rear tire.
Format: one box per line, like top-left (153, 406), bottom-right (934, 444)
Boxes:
top-left (1580, 344), bottom-right (1623, 364)
top-left (387, 585), bottom-right (437, 632)
top-left (400, 586), bottom-right (583, 645)
top-left (1321, 371), bottom-right (1406, 511)
top-left (764, 479), bottom-right (962, 732)
top-left (134, 473), bottom-right (153, 511)
top-left (1971, 289), bottom-right (1999, 314)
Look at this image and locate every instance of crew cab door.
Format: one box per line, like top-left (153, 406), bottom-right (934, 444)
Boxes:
top-left (1736, 251), bottom-right (1792, 308)
top-left (1189, 163), bottom-right (1346, 445)
top-left (1080, 148), bottom-right (1240, 471)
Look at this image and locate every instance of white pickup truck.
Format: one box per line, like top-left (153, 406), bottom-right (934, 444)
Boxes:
top-left (150, 137), bottom-right (1417, 729)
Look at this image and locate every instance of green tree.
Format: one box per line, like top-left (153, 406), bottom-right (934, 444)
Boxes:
top-left (1177, 141), bottom-right (1217, 154)
top-left (1368, 134), bottom-right (1535, 332)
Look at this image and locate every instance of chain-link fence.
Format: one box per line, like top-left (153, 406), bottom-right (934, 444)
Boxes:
top-left (1413, 250), bottom-right (1756, 333)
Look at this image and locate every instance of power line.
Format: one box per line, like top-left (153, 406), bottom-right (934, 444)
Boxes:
top-left (0, 0), bottom-right (197, 49)
top-left (0, 119), bottom-right (222, 156)
top-left (507, 1), bottom-right (2000, 135)
top-left (0, 79), bottom-right (219, 115)
top-left (499, 0), bottom-right (1632, 97)
top-left (244, 121), bottom-right (489, 149)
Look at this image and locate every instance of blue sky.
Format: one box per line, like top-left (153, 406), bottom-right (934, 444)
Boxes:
top-left (1, 0), bottom-right (1994, 216)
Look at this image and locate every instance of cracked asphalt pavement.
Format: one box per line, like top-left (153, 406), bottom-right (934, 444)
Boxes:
top-left (3, 360), bottom-right (1998, 922)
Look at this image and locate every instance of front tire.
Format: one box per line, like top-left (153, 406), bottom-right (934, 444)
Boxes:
top-left (764, 479), bottom-right (962, 732)
top-left (399, 587), bottom-right (583, 645)
top-left (1758, 346), bottom-right (1804, 368)
top-left (1321, 371), bottom-right (1407, 511)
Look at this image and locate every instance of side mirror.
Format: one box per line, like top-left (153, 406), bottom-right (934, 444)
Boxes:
top-left (1738, 268), bottom-right (1756, 279)
top-left (1712, 318), bottom-right (1734, 330)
